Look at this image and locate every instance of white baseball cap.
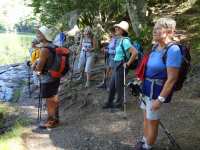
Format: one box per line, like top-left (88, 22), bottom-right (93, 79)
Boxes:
top-left (114, 21), bottom-right (129, 33)
top-left (38, 26), bottom-right (53, 42)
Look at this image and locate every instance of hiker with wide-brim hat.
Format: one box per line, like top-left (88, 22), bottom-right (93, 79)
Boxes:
top-left (134, 18), bottom-right (182, 150)
top-left (102, 21), bottom-right (137, 109)
top-left (32, 26), bottom-right (61, 128)
top-left (76, 26), bottom-right (96, 88)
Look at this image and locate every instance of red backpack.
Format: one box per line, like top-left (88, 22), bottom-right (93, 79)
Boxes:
top-left (135, 43), bottom-right (191, 91)
top-left (46, 45), bottom-right (70, 78)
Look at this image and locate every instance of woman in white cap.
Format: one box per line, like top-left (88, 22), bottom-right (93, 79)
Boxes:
top-left (102, 21), bottom-right (137, 109)
top-left (77, 26), bottom-right (96, 88)
top-left (32, 26), bottom-right (61, 128)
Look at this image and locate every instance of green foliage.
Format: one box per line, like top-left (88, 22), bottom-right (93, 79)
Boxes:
top-left (129, 24), bottom-right (153, 51)
top-left (76, 0), bottom-right (126, 28)
top-left (14, 17), bottom-right (36, 33)
top-left (30, 0), bottom-right (126, 30)
top-left (30, 0), bottom-right (74, 28)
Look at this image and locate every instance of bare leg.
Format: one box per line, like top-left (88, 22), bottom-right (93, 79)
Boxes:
top-left (85, 72), bottom-right (91, 87)
top-left (147, 119), bottom-right (159, 145)
top-left (143, 111), bottom-right (148, 139)
top-left (46, 95), bottom-right (59, 119)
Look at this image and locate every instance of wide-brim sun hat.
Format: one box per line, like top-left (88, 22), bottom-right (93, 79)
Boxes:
top-left (38, 26), bottom-right (54, 42)
top-left (114, 21), bottom-right (129, 33)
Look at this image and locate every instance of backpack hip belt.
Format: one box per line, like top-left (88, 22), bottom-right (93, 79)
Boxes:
top-left (145, 78), bottom-right (165, 99)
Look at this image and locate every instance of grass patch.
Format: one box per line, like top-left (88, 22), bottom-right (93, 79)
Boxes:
top-left (12, 89), bottom-right (21, 103)
top-left (0, 104), bottom-right (31, 150)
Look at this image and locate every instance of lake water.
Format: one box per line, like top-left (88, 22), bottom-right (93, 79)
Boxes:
top-left (0, 32), bottom-right (35, 65)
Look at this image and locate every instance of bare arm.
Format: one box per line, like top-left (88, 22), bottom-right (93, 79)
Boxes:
top-left (152, 67), bottom-right (179, 111)
top-left (159, 67), bottom-right (179, 97)
top-left (126, 47), bottom-right (137, 67)
top-left (91, 37), bottom-right (96, 51)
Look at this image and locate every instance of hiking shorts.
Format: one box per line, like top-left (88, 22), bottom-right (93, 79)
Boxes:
top-left (140, 96), bottom-right (170, 120)
top-left (78, 51), bottom-right (95, 73)
top-left (41, 79), bottom-right (60, 98)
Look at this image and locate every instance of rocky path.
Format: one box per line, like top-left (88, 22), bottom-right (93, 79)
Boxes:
top-left (16, 72), bottom-right (200, 150)
top-left (1, 62), bottom-right (200, 150)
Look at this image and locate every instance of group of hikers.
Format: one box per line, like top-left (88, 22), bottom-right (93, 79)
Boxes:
top-left (27, 17), bottom-right (190, 150)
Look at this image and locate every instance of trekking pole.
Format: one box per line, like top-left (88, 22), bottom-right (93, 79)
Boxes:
top-left (138, 94), bottom-right (182, 150)
top-left (84, 50), bottom-right (87, 80)
top-left (159, 121), bottom-right (182, 150)
top-left (37, 74), bottom-right (42, 123)
top-left (27, 62), bottom-right (31, 98)
top-left (123, 67), bottom-right (127, 113)
top-left (104, 50), bottom-right (107, 89)
top-left (70, 51), bottom-right (77, 82)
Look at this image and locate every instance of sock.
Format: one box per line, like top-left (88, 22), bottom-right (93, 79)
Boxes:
top-left (142, 142), bottom-right (152, 150)
top-left (142, 136), bottom-right (147, 143)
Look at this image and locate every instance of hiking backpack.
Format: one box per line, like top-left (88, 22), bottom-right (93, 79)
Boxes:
top-left (46, 44), bottom-right (70, 78)
top-left (135, 43), bottom-right (191, 91)
top-left (30, 48), bottom-right (40, 64)
top-left (121, 37), bottom-right (143, 70)
top-left (163, 43), bottom-right (191, 91)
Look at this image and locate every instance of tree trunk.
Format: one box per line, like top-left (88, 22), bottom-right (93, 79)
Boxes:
top-left (126, 0), bottom-right (147, 37)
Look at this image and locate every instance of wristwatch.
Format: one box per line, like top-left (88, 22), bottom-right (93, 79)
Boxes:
top-left (158, 96), bottom-right (166, 103)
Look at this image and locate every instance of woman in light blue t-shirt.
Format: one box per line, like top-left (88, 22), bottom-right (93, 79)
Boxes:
top-left (102, 21), bottom-right (137, 109)
top-left (135, 18), bottom-right (182, 150)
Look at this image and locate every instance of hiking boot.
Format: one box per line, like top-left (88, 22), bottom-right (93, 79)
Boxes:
top-left (102, 102), bottom-right (114, 109)
top-left (106, 87), bottom-right (110, 92)
top-left (96, 81), bottom-right (106, 89)
top-left (134, 143), bottom-right (152, 150)
top-left (134, 147), bottom-right (152, 150)
top-left (76, 75), bottom-right (83, 81)
top-left (39, 118), bottom-right (59, 129)
top-left (85, 80), bottom-right (90, 88)
top-left (134, 141), bottom-right (144, 150)
top-left (113, 102), bottom-right (123, 109)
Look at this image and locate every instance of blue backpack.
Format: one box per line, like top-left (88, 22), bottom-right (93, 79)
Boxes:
top-left (121, 37), bottom-right (143, 70)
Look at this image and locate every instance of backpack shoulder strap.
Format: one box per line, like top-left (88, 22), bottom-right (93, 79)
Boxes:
top-left (121, 37), bottom-right (130, 61)
top-left (162, 42), bottom-right (178, 64)
top-left (113, 37), bottom-right (118, 48)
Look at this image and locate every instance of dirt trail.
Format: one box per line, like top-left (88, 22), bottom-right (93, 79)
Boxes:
top-left (16, 72), bottom-right (200, 150)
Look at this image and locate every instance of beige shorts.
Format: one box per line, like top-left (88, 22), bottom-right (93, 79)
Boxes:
top-left (78, 51), bottom-right (95, 73)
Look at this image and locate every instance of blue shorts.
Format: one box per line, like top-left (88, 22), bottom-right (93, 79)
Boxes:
top-left (140, 96), bottom-right (170, 120)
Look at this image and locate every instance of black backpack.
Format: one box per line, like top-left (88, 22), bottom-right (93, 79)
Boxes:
top-left (163, 43), bottom-right (191, 91)
top-left (121, 37), bottom-right (143, 70)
